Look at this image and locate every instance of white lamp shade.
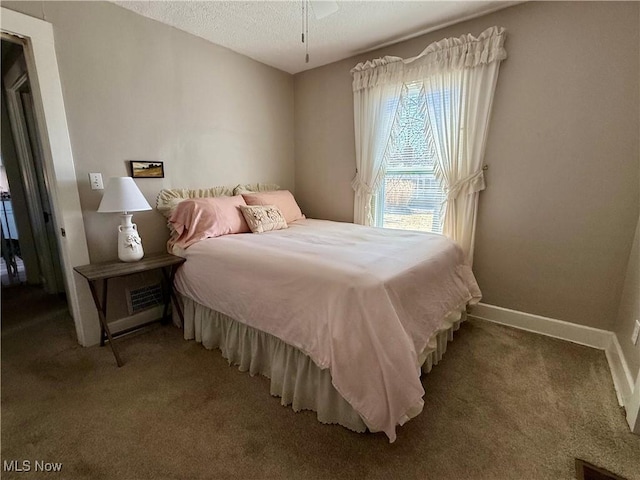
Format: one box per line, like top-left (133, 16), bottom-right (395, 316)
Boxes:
top-left (97, 177), bottom-right (152, 213)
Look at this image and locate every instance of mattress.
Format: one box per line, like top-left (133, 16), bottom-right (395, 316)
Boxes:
top-left (174, 218), bottom-right (481, 441)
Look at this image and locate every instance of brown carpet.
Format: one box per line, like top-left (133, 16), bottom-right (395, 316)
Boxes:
top-left (2, 286), bottom-right (639, 479)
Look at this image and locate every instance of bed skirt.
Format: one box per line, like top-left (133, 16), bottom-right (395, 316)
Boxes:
top-left (178, 294), bottom-right (465, 433)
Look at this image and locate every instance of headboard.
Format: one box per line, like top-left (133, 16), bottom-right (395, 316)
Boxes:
top-left (155, 183), bottom-right (280, 218)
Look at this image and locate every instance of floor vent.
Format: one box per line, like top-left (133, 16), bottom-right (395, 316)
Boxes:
top-left (127, 284), bottom-right (163, 315)
top-left (575, 459), bottom-right (627, 480)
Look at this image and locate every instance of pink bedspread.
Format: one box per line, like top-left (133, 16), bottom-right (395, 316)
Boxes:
top-left (174, 219), bottom-right (481, 442)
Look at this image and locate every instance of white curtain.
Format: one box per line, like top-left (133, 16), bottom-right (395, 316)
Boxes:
top-left (351, 62), bottom-right (403, 225)
top-left (350, 26), bottom-right (507, 264)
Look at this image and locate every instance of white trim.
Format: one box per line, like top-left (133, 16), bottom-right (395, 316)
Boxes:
top-left (1, 8), bottom-right (99, 346)
top-left (468, 303), bottom-right (612, 349)
top-left (604, 334), bottom-right (635, 406)
top-left (627, 370), bottom-right (640, 433)
top-left (468, 303), bottom-right (638, 431)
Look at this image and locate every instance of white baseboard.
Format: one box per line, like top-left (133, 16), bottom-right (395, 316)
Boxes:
top-left (468, 303), bottom-right (612, 349)
top-left (627, 373), bottom-right (640, 433)
top-left (468, 303), bottom-right (635, 411)
top-left (604, 334), bottom-right (635, 406)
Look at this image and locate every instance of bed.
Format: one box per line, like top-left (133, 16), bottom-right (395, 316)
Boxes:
top-left (157, 185), bottom-right (481, 442)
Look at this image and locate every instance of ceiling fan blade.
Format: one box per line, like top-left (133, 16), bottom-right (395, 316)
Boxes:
top-left (309, 1), bottom-right (339, 20)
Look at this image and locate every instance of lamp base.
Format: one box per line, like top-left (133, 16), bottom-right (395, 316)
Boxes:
top-left (118, 214), bottom-right (144, 262)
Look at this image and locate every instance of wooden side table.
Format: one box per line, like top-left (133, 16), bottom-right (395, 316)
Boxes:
top-left (74, 253), bottom-right (186, 367)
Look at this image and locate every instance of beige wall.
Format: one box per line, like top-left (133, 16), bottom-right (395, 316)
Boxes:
top-left (294, 1), bottom-right (640, 331)
top-left (613, 6), bottom-right (640, 382)
top-left (3, 1), bottom-right (294, 323)
top-left (294, 59), bottom-right (355, 222)
top-left (614, 216), bottom-right (640, 380)
top-left (3, 0), bottom-right (295, 263)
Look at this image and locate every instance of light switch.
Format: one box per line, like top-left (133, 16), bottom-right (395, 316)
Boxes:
top-left (89, 173), bottom-right (103, 190)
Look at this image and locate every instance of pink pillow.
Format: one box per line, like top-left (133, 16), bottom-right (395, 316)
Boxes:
top-left (241, 190), bottom-right (304, 224)
top-left (169, 195), bottom-right (249, 248)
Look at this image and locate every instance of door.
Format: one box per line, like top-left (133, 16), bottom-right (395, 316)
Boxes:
top-left (3, 43), bottom-right (64, 294)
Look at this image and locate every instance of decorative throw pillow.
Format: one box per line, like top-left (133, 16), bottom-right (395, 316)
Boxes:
top-left (239, 205), bottom-right (288, 233)
top-left (169, 195), bottom-right (250, 248)
top-left (241, 190), bottom-right (305, 224)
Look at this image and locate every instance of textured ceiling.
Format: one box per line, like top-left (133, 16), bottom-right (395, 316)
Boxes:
top-left (112, 1), bottom-right (519, 74)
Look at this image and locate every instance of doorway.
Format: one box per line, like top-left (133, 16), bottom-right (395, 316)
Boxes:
top-left (1, 7), bottom-right (97, 347)
top-left (1, 37), bottom-right (67, 322)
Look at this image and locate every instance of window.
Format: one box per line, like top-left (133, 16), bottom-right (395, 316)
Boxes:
top-left (353, 27), bottom-right (505, 262)
top-left (374, 82), bottom-right (447, 234)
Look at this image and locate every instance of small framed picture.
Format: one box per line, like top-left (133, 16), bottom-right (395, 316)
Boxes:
top-left (129, 161), bottom-right (164, 178)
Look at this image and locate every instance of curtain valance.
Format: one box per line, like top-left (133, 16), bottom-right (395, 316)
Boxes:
top-left (351, 26), bottom-right (507, 92)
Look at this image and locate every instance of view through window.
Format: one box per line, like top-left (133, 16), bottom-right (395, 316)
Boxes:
top-left (374, 82), bottom-right (447, 234)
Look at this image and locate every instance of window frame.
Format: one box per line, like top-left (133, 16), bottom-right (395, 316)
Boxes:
top-left (373, 82), bottom-right (445, 234)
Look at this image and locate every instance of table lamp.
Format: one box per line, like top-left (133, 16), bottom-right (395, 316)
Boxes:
top-left (97, 177), bottom-right (152, 262)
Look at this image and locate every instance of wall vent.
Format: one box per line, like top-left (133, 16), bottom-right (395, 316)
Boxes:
top-left (127, 284), bottom-right (163, 315)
